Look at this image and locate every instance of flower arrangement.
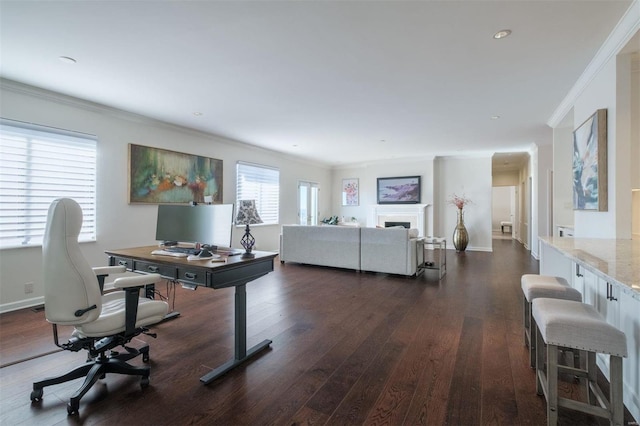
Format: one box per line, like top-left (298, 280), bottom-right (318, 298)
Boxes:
top-left (448, 194), bottom-right (472, 210)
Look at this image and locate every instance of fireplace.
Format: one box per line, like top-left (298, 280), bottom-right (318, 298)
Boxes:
top-left (385, 221), bottom-right (411, 228)
top-left (368, 204), bottom-right (429, 237)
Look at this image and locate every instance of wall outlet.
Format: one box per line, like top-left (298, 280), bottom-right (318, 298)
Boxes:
top-left (24, 282), bottom-right (34, 294)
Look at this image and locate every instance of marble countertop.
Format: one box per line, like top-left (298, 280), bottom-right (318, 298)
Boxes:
top-left (540, 237), bottom-right (640, 298)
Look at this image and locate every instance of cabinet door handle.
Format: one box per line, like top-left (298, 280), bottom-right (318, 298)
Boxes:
top-left (118, 260), bottom-right (128, 266)
top-left (185, 272), bottom-right (197, 280)
top-left (147, 266), bottom-right (159, 273)
top-left (607, 282), bottom-right (618, 301)
top-left (575, 264), bottom-right (583, 277)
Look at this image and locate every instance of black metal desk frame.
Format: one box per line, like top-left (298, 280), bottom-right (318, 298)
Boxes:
top-left (106, 247), bottom-right (277, 385)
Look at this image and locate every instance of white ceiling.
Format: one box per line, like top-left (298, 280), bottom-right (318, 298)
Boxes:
top-left (0, 1), bottom-right (633, 167)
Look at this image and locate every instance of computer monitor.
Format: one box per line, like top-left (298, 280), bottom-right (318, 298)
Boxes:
top-left (155, 204), bottom-right (234, 249)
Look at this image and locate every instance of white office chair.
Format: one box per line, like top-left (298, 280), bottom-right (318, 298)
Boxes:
top-left (30, 198), bottom-right (168, 415)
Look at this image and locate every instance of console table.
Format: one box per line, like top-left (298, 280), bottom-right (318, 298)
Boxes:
top-left (104, 246), bottom-right (278, 385)
top-left (420, 237), bottom-right (447, 279)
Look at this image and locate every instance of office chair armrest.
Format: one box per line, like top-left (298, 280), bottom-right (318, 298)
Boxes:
top-left (93, 266), bottom-right (127, 293)
top-left (118, 273), bottom-right (161, 338)
top-left (92, 265), bottom-right (127, 276)
top-left (113, 273), bottom-right (161, 289)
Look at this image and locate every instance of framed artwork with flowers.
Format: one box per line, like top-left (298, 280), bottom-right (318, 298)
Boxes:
top-left (128, 144), bottom-right (223, 204)
top-left (342, 178), bottom-right (359, 206)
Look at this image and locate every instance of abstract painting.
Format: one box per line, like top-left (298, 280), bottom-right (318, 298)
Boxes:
top-left (342, 178), bottom-right (359, 206)
top-left (572, 109), bottom-right (607, 211)
top-left (377, 176), bottom-right (421, 204)
top-left (128, 144), bottom-right (223, 204)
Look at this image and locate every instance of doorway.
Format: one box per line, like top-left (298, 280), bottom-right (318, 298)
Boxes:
top-left (492, 186), bottom-right (516, 240)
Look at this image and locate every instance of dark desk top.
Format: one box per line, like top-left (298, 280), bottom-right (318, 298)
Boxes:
top-left (106, 246), bottom-right (277, 269)
top-left (105, 246), bottom-right (278, 289)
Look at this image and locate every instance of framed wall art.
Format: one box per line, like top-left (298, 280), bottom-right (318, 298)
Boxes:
top-left (377, 175), bottom-right (421, 204)
top-left (128, 144), bottom-right (223, 204)
top-left (342, 178), bottom-right (359, 206)
top-left (572, 109), bottom-right (607, 211)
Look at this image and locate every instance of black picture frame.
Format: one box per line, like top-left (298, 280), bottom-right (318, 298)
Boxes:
top-left (377, 175), bottom-right (421, 204)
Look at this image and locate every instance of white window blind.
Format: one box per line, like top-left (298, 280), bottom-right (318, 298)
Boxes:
top-left (236, 162), bottom-right (279, 225)
top-left (0, 119), bottom-right (97, 249)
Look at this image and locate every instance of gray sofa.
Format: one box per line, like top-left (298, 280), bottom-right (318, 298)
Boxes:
top-left (280, 225), bottom-right (361, 270)
top-left (280, 225), bottom-right (423, 276)
top-left (360, 227), bottom-right (422, 276)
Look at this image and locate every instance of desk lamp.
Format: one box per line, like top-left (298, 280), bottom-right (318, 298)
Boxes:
top-left (235, 200), bottom-right (263, 258)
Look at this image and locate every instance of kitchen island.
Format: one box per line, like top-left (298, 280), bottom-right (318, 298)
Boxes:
top-left (539, 237), bottom-right (639, 422)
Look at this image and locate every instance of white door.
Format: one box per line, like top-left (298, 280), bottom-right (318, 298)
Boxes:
top-left (298, 181), bottom-right (319, 225)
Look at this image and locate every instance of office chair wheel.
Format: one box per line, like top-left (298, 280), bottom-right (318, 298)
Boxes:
top-left (30, 388), bottom-right (43, 402)
top-left (67, 401), bottom-right (79, 415)
top-left (140, 376), bottom-right (150, 389)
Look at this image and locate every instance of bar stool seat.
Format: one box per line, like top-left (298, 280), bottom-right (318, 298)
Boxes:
top-left (522, 274), bottom-right (581, 368)
top-left (532, 298), bottom-right (627, 426)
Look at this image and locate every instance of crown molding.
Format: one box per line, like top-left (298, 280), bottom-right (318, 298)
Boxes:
top-left (547, 0), bottom-right (640, 128)
top-left (0, 78), bottom-right (331, 170)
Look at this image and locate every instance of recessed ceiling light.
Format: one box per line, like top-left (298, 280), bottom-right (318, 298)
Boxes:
top-left (493, 29), bottom-right (512, 39)
top-left (58, 56), bottom-right (77, 64)
top-left (491, 115), bottom-right (501, 120)
top-left (193, 112), bottom-right (203, 116)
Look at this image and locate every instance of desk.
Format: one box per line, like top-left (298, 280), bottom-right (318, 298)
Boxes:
top-left (104, 246), bottom-right (277, 385)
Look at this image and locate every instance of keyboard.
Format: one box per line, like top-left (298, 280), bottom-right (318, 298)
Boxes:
top-left (151, 249), bottom-right (188, 257)
top-left (164, 246), bottom-right (200, 255)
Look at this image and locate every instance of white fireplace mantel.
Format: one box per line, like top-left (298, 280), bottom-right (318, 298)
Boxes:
top-left (367, 204), bottom-right (430, 237)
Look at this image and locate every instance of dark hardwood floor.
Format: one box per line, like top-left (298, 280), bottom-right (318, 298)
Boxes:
top-left (0, 238), bottom-right (635, 425)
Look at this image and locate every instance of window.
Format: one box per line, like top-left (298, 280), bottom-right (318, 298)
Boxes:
top-left (236, 161), bottom-right (279, 225)
top-left (0, 119), bottom-right (97, 249)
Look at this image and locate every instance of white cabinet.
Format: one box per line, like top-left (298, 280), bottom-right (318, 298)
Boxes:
top-left (540, 239), bottom-right (640, 421)
top-left (597, 280), bottom-right (620, 329)
top-left (572, 263), bottom-right (637, 419)
top-left (572, 262), bottom-right (584, 295)
top-left (619, 291), bottom-right (640, 412)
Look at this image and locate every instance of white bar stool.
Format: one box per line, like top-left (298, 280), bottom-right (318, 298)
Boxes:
top-left (521, 274), bottom-right (582, 368)
top-left (532, 298), bottom-right (627, 426)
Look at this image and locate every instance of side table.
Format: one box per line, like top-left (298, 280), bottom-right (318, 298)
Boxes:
top-left (421, 237), bottom-right (447, 279)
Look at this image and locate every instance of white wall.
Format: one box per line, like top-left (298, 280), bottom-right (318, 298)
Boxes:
top-left (492, 170), bottom-right (519, 187)
top-left (332, 158), bottom-right (435, 235)
top-left (532, 142), bottom-right (554, 259)
top-left (492, 186), bottom-right (511, 232)
top-left (632, 53), bottom-right (640, 189)
top-left (573, 49), bottom-right (636, 238)
top-left (0, 81), bottom-right (332, 311)
top-left (552, 122), bottom-right (575, 235)
top-left (435, 156), bottom-right (493, 252)
top-left (633, 190), bottom-right (640, 237)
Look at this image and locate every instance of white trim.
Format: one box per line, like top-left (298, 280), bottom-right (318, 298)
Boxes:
top-left (548, 0), bottom-right (640, 128)
top-left (0, 296), bottom-right (44, 314)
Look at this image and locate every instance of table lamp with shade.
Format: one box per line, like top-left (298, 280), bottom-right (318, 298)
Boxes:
top-left (235, 200), bottom-right (263, 258)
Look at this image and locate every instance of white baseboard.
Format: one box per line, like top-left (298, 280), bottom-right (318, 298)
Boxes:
top-left (0, 296), bottom-right (44, 314)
